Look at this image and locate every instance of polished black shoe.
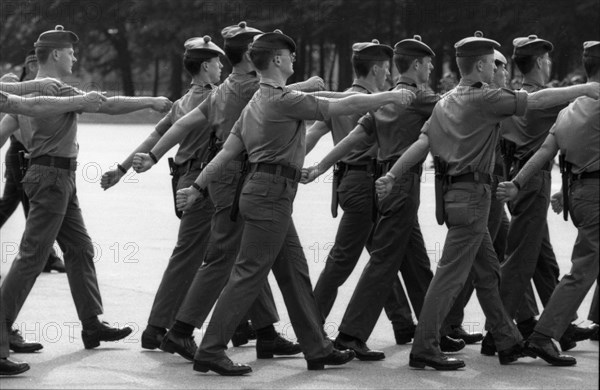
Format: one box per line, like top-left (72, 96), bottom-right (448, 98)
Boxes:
top-left (306, 348), bottom-right (356, 370)
top-left (159, 330), bottom-right (197, 361)
top-left (256, 334), bottom-right (302, 359)
top-left (559, 323), bottom-right (597, 351)
top-left (394, 324), bottom-right (416, 345)
top-left (82, 321), bottom-right (132, 349)
top-left (9, 329), bottom-right (43, 353)
top-left (525, 334), bottom-right (577, 366)
top-left (231, 321), bottom-right (256, 347)
top-left (194, 356), bottom-right (252, 376)
top-left (480, 332), bottom-right (496, 356)
top-left (447, 325), bottom-right (483, 344)
top-left (439, 335), bottom-right (466, 353)
top-left (0, 358), bottom-right (30, 376)
top-left (498, 343), bottom-right (534, 365)
top-left (141, 327), bottom-right (165, 350)
top-left (334, 334), bottom-right (384, 361)
top-left (517, 317), bottom-right (537, 339)
top-left (43, 255), bottom-right (66, 273)
top-left (409, 353), bottom-right (465, 370)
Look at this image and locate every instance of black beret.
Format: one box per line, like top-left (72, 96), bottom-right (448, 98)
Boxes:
top-left (251, 29), bottom-right (296, 52)
top-left (455, 31), bottom-right (500, 57)
top-left (34, 25), bottom-right (78, 48)
top-left (394, 35), bottom-right (435, 57)
top-left (512, 35), bottom-right (553, 56)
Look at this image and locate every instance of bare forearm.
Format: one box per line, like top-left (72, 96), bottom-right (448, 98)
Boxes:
top-left (328, 92), bottom-right (395, 117)
top-left (305, 121), bottom-right (330, 155)
top-left (528, 84), bottom-right (590, 110)
top-left (121, 131), bottom-right (162, 170)
top-left (512, 136), bottom-right (559, 187)
top-left (318, 126), bottom-right (368, 171)
top-left (388, 136), bottom-right (430, 178)
top-left (99, 97), bottom-right (154, 115)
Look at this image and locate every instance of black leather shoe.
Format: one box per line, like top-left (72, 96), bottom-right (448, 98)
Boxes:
top-left (409, 353), bottom-right (465, 370)
top-left (394, 324), bottom-right (416, 345)
top-left (256, 334), bottom-right (302, 359)
top-left (306, 348), bottom-right (355, 370)
top-left (231, 321), bottom-right (256, 347)
top-left (447, 325), bottom-right (483, 344)
top-left (498, 343), bottom-right (534, 365)
top-left (517, 317), bottom-right (537, 339)
top-left (159, 330), bottom-right (197, 361)
top-left (141, 327), bottom-right (165, 350)
top-left (193, 356), bottom-right (252, 376)
top-left (525, 334), bottom-right (576, 366)
top-left (0, 358), bottom-right (30, 376)
top-left (439, 335), bottom-right (466, 353)
top-left (481, 332), bottom-right (496, 356)
top-left (81, 321), bottom-right (132, 349)
top-left (9, 329), bottom-right (43, 353)
top-left (334, 334), bottom-right (384, 361)
top-left (43, 255), bottom-right (66, 273)
top-left (559, 323), bottom-right (597, 351)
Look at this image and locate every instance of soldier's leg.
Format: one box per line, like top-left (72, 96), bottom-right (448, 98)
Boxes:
top-left (383, 276), bottom-right (416, 338)
top-left (0, 142), bottom-right (23, 226)
top-left (588, 284), bottom-right (599, 324)
top-left (532, 222), bottom-right (561, 307)
top-left (400, 220), bottom-right (433, 318)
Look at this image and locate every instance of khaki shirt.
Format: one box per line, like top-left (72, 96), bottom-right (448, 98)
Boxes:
top-left (359, 76), bottom-right (439, 161)
top-left (424, 79), bottom-right (528, 176)
top-left (158, 83), bottom-right (213, 165)
top-left (231, 82), bottom-right (330, 169)
top-left (550, 96), bottom-right (600, 174)
top-left (502, 81), bottom-right (568, 160)
top-left (325, 79), bottom-right (377, 165)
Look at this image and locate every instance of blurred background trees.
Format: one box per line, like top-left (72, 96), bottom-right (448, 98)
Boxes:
top-left (1, 0), bottom-right (598, 99)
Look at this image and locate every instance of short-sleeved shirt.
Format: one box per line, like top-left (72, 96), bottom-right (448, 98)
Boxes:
top-left (423, 79), bottom-right (528, 176)
top-left (358, 76), bottom-right (439, 162)
top-left (198, 71), bottom-right (259, 149)
top-left (502, 81), bottom-right (568, 160)
top-left (15, 82), bottom-right (84, 158)
top-left (230, 82), bottom-right (330, 169)
top-left (550, 96), bottom-right (600, 174)
top-left (325, 79), bottom-right (377, 165)
top-left (157, 83), bottom-right (213, 165)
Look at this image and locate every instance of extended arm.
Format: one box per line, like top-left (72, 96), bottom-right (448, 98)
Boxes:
top-left (0, 91), bottom-right (106, 117)
top-left (96, 96), bottom-right (172, 115)
top-left (305, 121), bottom-right (331, 155)
top-left (527, 82), bottom-right (599, 110)
top-left (326, 90), bottom-right (414, 117)
top-left (0, 115), bottom-right (20, 148)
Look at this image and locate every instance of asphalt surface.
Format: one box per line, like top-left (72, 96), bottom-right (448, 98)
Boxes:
top-left (0, 123), bottom-right (598, 389)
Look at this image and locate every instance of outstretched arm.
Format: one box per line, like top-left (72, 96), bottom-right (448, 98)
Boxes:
top-left (0, 91), bottom-right (106, 117)
top-left (97, 96), bottom-right (172, 115)
top-left (0, 115), bottom-right (20, 148)
top-left (527, 82), bottom-right (599, 110)
top-left (326, 89), bottom-right (414, 117)
top-left (305, 121), bottom-right (331, 155)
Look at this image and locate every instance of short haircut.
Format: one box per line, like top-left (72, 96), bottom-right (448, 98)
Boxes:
top-left (394, 54), bottom-right (423, 73)
top-left (352, 56), bottom-right (387, 78)
top-left (183, 55), bottom-right (214, 76)
top-left (35, 47), bottom-right (54, 64)
top-left (249, 47), bottom-right (277, 71)
top-left (583, 55), bottom-right (600, 79)
top-left (224, 42), bottom-right (249, 66)
top-left (512, 54), bottom-right (540, 75)
top-left (456, 55), bottom-right (487, 76)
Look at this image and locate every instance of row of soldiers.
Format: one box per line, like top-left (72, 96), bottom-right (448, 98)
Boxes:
top-left (0, 21), bottom-right (598, 377)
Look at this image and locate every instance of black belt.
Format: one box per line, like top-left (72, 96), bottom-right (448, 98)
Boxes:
top-left (379, 158), bottom-right (422, 175)
top-left (572, 170), bottom-right (600, 181)
top-left (30, 155), bottom-right (77, 171)
top-left (447, 172), bottom-right (492, 185)
top-left (250, 163), bottom-right (302, 182)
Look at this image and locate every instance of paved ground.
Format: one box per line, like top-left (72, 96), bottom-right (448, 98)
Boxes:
top-left (0, 123), bottom-right (598, 389)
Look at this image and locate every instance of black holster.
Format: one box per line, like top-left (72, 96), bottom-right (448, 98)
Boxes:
top-left (230, 154), bottom-right (249, 222)
top-left (500, 139), bottom-right (516, 180)
top-left (17, 150), bottom-right (28, 180)
top-left (558, 153), bottom-right (571, 221)
top-left (330, 163), bottom-right (342, 218)
top-left (433, 155), bottom-right (448, 226)
top-left (168, 158), bottom-right (183, 219)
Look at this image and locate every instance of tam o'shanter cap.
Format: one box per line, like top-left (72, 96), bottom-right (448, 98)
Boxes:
top-left (394, 35), bottom-right (435, 57)
top-left (251, 29), bottom-right (296, 52)
top-left (494, 49), bottom-right (507, 65)
top-left (583, 41), bottom-right (600, 58)
top-left (352, 39), bottom-right (393, 61)
top-left (221, 21), bottom-right (263, 45)
top-left (512, 35), bottom-right (553, 56)
top-left (184, 36), bottom-right (225, 59)
top-left (455, 31), bottom-right (500, 57)
top-left (34, 25), bottom-right (79, 48)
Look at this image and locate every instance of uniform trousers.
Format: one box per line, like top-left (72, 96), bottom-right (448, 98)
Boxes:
top-left (0, 138), bottom-right (28, 224)
top-left (338, 171), bottom-right (433, 342)
top-left (0, 164), bottom-right (103, 323)
top-left (535, 179), bottom-right (599, 339)
top-left (313, 169), bottom-right (415, 328)
top-left (196, 172), bottom-right (332, 361)
top-left (500, 170), bottom-right (560, 318)
top-left (0, 276), bottom-right (9, 359)
top-left (175, 160), bottom-right (278, 331)
top-left (411, 182), bottom-right (522, 358)
top-left (147, 165), bottom-right (215, 329)
top-left (589, 284), bottom-right (599, 324)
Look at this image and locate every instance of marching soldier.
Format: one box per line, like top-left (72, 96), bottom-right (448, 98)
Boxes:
top-left (497, 40), bottom-right (600, 366)
top-left (375, 31), bottom-right (598, 370)
top-left (173, 29), bottom-right (415, 375)
top-left (304, 39), bottom-right (418, 344)
top-left (0, 25), bottom-right (171, 352)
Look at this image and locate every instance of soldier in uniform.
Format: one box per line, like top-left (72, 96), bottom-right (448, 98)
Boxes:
top-left (375, 31), bottom-right (598, 370)
top-left (0, 25), bottom-right (171, 351)
top-left (132, 22), bottom-right (318, 362)
top-left (100, 36), bottom-right (225, 350)
top-left (0, 50), bottom-right (66, 274)
top-left (303, 35), bottom-right (472, 357)
top-left (497, 40), bottom-right (600, 366)
top-left (499, 35), bottom-right (597, 351)
top-left (0, 79), bottom-right (106, 376)
top-left (173, 30), bottom-right (414, 375)
top-left (304, 39), bottom-right (418, 344)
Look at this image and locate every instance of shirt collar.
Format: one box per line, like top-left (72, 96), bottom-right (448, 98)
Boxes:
top-left (260, 77), bottom-right (285, 89)
top-left (397, 76), bottom-right (418, 88)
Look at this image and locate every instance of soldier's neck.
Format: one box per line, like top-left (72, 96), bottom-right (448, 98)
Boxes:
top-left (523, 72), bottom-right (545, 87)
top-left (36, 66), bottom-right (62, 81)
top-left (192, 73), bottom-right (211, 86)
top-left (232, 61), bottom-right (254, 75)
top-left (357, 75), bottom-right (377, 92)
